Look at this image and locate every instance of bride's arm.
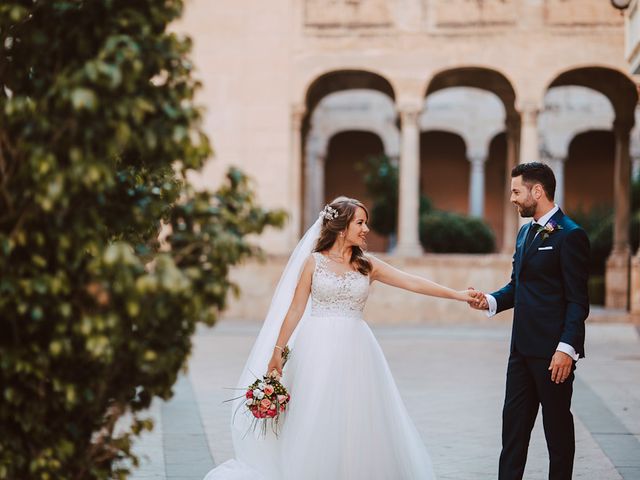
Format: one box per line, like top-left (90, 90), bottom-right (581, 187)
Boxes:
top-left (267, 255), bottom-right (314, 375)
top-left (369, 255), bottom-right (473, 302)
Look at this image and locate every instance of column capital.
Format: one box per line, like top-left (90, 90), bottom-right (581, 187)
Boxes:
top-left (517, 102), bottom-right (540, 124)
top-left (467, 153), bottom-right (486, 165)
top-left (397, 102), bottom-right (422, 124)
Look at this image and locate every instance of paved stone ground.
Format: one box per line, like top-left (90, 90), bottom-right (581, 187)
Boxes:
top-left (130, 321), bottom-right (640, 480)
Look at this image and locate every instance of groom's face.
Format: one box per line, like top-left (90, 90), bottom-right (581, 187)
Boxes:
top-left (510, 175), bottom-right (537, 218)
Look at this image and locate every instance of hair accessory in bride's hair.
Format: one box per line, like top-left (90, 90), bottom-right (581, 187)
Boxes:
top-left (320, 204), bottom-right (339, 221)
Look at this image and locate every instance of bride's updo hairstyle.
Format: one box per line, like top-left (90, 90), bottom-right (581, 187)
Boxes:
top-left (314, 196), bottom-right (372, 276)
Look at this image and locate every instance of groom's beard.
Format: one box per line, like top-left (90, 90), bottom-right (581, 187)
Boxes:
top-left (514, 199), bottom-right (537, 218)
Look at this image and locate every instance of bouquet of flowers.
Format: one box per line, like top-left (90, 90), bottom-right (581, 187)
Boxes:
top-left (229, 345), bottom-right (291, 437)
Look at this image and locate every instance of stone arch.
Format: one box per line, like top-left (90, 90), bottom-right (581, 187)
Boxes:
top-left (301, 70), bottom-right (397, 229)
top-left (539, 86), bottom-right (615, 207)
top-left (308, 90), bottom-right (399, 159)
top-left (543, 66), bottom-right (637, 126)
top-left (421, 87), bottom-right (505, 159)
top-left (422, 68), bottom-right (517, 251)
top-left (542, 66), bottom-right (638, 309)
top-left (304, 69), bottom-right (396, 119)
top-left (424, 66), bottom-right (518, 119)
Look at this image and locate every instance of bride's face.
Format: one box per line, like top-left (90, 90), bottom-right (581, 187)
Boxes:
top-left (343, 207), bottom-right (370, 248)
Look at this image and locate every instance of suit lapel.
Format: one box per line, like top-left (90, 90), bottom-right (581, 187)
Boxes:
top-left (520, 209), bottom-right (564, 270)
top-left (516, 223), bottom-right (532, 276)
top-left (522, 226), bottom-right (544, 264)
top-left (521, 208), bottom-right (565, 266)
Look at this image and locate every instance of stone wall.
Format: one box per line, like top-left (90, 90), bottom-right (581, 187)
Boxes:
top-left (176, 0), bottom-right (630, 254)
top-left (223, 254), bottom-right (514, 324)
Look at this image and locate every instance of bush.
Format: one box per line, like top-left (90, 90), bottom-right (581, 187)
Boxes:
top-left (419, 211), bottom-right (495, 253)
top-left (0, 2), bottom-right (284, 479)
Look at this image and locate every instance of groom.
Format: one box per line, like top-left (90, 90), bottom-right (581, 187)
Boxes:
top-left (469, 162), bottom-right (590, 480)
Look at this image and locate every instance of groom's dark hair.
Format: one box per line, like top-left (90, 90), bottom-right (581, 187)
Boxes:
top-left (511, 162), bottom-right (556, 201)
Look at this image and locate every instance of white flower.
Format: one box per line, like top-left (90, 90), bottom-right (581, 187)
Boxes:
top-left (253, 389), bottom-right (264, 399)
top-left (320, 204), bottom-right (339, 221)
top-left (258, 382), bottom-right (266, 390)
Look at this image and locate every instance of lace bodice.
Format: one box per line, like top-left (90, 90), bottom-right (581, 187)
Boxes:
top-left (310, 252), bottom-right (369, 318)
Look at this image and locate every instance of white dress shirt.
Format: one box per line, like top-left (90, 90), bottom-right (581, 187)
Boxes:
top-left (485, 204), bottom-right (579, 361)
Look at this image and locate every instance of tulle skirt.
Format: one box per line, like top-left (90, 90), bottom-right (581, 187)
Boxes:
top-left (204, 314), bottom-right (435, 480)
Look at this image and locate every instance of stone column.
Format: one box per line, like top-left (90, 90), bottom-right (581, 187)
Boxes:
top-left (290, 104), bottom-right (305, 244)
top-left (395, 105), bottom-right (423, 256)
top-left (633, 157), bottom-right (640, 315)
top-left (632, 247), bottom-right (640, 315)
top-left (632, 152), bottom-right (640, 315)
top-left (468, 154), bottom-right (486, 218)
top-left (548, 157), bottom-right (566, 208)
top-left (605, 120), bottom-right (632, 309)
top-left (303, 137), bottom-right (326, 230)
top-left (502, 118), bottom-right (519, 253)
top-left (517, 104), bottom-right (540, 229)
top-left (519, 103), bottom-right (540, 165)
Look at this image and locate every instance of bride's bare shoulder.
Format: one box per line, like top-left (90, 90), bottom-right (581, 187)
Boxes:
top-left (364, 253), bottom-right (384, 276)
top-left (365, 252), bottom-right (382, 266)
top-left (304, 253), bottom-right (318, 270)
top-left (365, 254), bottom-right (398, 277)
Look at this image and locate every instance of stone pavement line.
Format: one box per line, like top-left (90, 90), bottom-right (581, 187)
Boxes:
top-left (161, 374), bottom-right (215, 480)
top-left (574, 376), bottom-right (640, 480)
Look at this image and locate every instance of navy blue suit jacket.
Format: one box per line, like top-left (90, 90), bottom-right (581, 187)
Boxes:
top-left (491, 209), bottom-right (590, 359)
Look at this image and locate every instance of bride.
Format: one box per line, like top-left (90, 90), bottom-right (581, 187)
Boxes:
top-left (204, 197), bottom-right (475, 480)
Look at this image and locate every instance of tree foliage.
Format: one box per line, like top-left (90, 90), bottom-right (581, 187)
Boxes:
top-left (0, 1), bottom-right (285, 478)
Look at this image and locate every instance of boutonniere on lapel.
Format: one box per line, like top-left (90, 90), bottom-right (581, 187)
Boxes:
top-left (536, 219), bottom-right (563, 241)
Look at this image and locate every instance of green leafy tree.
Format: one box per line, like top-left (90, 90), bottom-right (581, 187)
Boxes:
top-left (0, 2), bottom-right (284, 479)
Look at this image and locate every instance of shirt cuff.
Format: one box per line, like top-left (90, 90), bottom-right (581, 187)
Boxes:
top-left (556, 342), bottom-right (579, 361)
top-left (485, 294), bottom-right (497, 318)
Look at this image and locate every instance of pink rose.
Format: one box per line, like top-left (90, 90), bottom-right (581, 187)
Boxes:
top-left (277, 395), bottom-right (287, 404)
top-left (264, 385), bottom-right (274, 396)
top-left (260, 399), bottom-right (271, 409)
top-left (246, 390), bottom-right (253, 399)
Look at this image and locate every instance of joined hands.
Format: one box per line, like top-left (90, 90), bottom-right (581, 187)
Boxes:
top-left (466, 288), bottom-right (488, 310)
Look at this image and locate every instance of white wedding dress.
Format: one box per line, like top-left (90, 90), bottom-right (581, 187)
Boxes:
top-left (204, 252), bottom-right (435, 480)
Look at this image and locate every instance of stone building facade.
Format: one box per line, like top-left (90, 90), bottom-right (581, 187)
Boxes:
top-left (177, 0), bottom-right (638, 321)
